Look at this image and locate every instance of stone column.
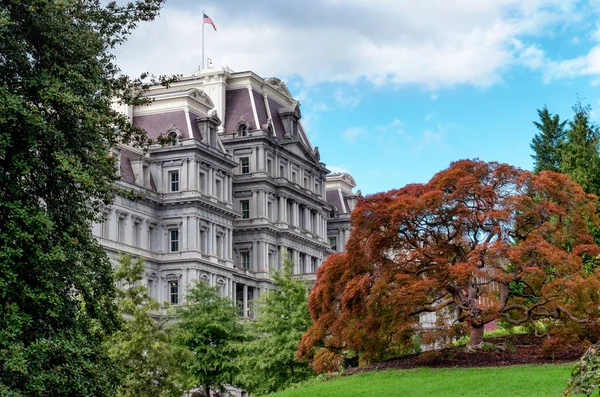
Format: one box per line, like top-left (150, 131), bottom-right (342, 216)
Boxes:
top-left (278, 196), bottom-right (284, 222)
top-left (252, 241), bottom-right (258, 271)
top-left (182, 217), bottom-right (188, 251)
top-left (258, 146), bottom-right (265, 171)
top-left (208, 167), bottom-right (214, 196)
top-left (252, 190), bottom-right (258, 218)
top-left (190, 158), bottom-right (197, 190)
top-left (243, 284), bottom-right (248, 318)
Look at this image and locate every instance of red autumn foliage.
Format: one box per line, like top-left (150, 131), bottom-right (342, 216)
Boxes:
top-left (298, 160), bottom-right (600, 362)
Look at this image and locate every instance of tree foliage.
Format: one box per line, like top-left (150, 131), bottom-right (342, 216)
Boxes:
top-left (560, 101), bottom-right (600, 197)
top-left (236, 258), bottom-right (313, 395)
top-left (530, 106), bottom-right (567, 174)
top-left (108, 254), bottom-right (191, 397)
top-left (565, 343), bottom-right (600, 396)
top-left (172, 281), bottom-right (245, 397)
top-left (298, 159), bottom-right (600, 362)
top-left (0, 0), bottom-right (168, 394)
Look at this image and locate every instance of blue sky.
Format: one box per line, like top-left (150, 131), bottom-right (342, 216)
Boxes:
top-left (114, 0), bottom-right (600, 194)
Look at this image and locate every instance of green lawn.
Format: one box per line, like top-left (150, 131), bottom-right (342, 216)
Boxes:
top-left (272, 364), bottom-right (576, 397)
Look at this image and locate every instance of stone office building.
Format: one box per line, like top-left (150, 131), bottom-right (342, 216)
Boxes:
top-left (94, 68), bottom-right (358, 315)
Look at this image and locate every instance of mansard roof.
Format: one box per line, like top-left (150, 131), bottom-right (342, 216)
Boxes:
top-left (223, 81), bottom-right (319, 168)
top-left (326, 173), bottom-right (361, 216)
top-left (132, 88), bottom-right (214, 141)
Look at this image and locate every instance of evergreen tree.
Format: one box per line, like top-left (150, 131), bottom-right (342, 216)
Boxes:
top-left (236, 258), bottom-right (313, 395)
top-left (530, 106), bottom-right (567, 174)
top-left (560, 102), bottom-right (600, 197)
top-left (108, 254), bottom-right (192, 397)
top-left (172, 281), bottom-right (245, 397)
top-left (0, 1), bottom-right (166, 394)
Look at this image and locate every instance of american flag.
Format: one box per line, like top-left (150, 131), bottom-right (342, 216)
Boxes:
top-left (203, 13), bottom-right (217, 31)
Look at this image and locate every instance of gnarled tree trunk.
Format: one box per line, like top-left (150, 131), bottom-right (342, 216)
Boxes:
top-left (468, 324), bottom-right (485, 347)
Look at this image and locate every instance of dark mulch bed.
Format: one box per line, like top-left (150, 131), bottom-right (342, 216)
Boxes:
top-left (346, 334), bottom-right (586, 375)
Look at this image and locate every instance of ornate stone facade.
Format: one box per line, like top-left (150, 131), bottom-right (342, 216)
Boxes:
top-left (95, 68), bottom-right (357, 315)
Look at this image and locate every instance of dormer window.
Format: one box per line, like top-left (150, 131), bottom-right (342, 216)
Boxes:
top-left (238, 124), bottom-right (248, 137)
top-left (168, 131), bottom-right (178, 146)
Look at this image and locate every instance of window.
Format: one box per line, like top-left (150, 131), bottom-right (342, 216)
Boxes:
top-left (170, 229), bottom-right (179, 252)
top-left (199, 171), bottom-right (206, 192)
top-left (241, 252), bottom-right (250, 269)
top-left (148, 279), bottom-right (154, 298)
top-left (311, 257), bottom-right (317, 273)
top-left (132, 221), bottom-right (140, 247)
top-left (148, 225), bottom-right (155, 250)
top-left (169, 281), bottom-right (179, 304)
top-left (280, 165), bottom-right (285, 178)
top-left (238, 124), bottom-right (248, 137)
top-left (329, 237), bottom-right (337, 251)
top-left (267, 201), bottom-right (273, 220)
top-left (267, 159), bottom-right (272, 175)
top-left (117, 217), bottom-right (125, 242)
top-left (241, 200), bottom-right (250, 219)
top-left (199, 228), bottom-right (207, 253)
top-left (299, 253), bottom-right (306, 273)
top-left (240, 157), bottom-right (250, 174)
top-left (291, 171), bottom-right (297, 183)
top-left (169, 171), bottom-right (179, 192)
top-left (168, 131), bottom-right (178, 146)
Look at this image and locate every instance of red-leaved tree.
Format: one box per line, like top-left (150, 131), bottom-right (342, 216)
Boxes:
top-left (299, 160), bottom-right (600, 362)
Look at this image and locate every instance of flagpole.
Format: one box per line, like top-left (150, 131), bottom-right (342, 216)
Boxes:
top-left (201, 9), bottom-right (205, 70)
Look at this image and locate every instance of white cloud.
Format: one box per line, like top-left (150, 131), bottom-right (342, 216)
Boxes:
top-left (333, 89), bottom-right (362, 108)
top-left (341, 127), bottom-right (366, 144)
top-left (412, 127), bottom-right (450, 152)
top-left (113, 0), bottom-right (582, 89)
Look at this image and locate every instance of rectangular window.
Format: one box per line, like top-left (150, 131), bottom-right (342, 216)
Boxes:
top-left (267, 159), bottom-right (272, 175)
top-left (311, 257), bottom-right (317, 273)
top-left (199, 229), bottom-right (206, 253)
top-left (267, 201), bottom-right (273, 220)
top-left (199, 172), bottom-right (206, 192)
top-left (329, 237), bottom-right (337, 251)
top-left (292, 171), bottom-right (297, 184)
top-left (240, 157), bottom-right (250, 174)
top-left (241, 200), bottom-right (250, 219)
top-left (170, 171), bottom-right (179, 192)
top-left (148, 225), bottom-right (155, 250)
top-left (132, 222), bottom-right (139, 247)
top-left (169, 281), bottom-right (179, 304)
top-left (170, 229), bottom-right (179, 252)
top-left (299, 253), bottom-right (306, 273)
top-left (117, 217), bottom-right (125, 242)
top-left (241, 252), bottom-right (250, 269)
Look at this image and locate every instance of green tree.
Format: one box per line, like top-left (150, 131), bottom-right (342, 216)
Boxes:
top-left (108, 254), bottom-right (191, 397)
top-left (560, 101), bottom-right (600, 196)
top-left (172, 281), bottom-right (245, 397)
top-left (236, 258), bottom-right (313, 395)
top-left (530, 106), bottom-right (567, 174)
top-left (0, 0), bottom-right (166, 394)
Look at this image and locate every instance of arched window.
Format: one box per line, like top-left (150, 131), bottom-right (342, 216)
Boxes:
top-left (237, 123), bottom-right (248, 137)
top-left (168, 131), bottom-right (178, 146)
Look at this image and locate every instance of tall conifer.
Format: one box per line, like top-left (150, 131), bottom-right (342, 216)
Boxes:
top-left (530, 106), bottom-right (567, 174)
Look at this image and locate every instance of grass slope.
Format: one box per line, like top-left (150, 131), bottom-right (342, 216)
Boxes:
top-left (273, 364), bottom-right (574, 397)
